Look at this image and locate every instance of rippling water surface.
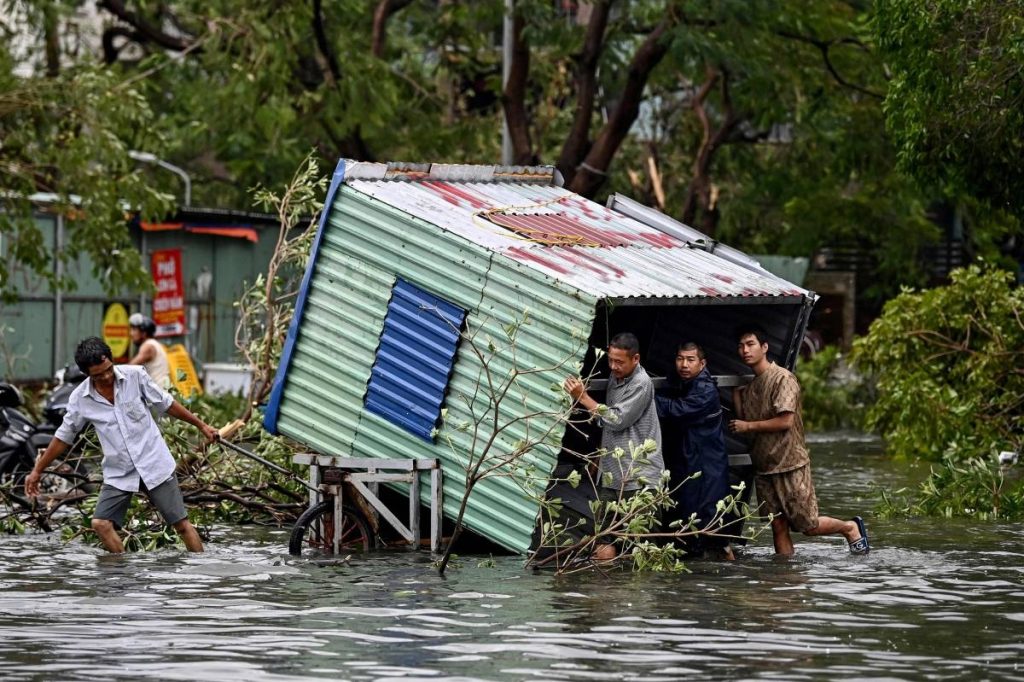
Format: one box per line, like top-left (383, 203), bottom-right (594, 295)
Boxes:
top-left (1, 435), bottom-right (1022, 680)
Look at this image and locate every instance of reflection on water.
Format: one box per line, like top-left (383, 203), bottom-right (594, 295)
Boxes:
top-left (0, 435), bottom-right (1022, 680)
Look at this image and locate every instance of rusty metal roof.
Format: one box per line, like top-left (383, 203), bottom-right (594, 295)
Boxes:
top-left (342, 162), bottom-right (809, 303)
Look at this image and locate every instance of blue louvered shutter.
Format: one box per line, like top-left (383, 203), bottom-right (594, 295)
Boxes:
top-left (364, 279), bottom-right (466, 440)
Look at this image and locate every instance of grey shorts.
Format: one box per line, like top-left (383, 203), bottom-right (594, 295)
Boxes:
top-left (94, 476), bottom-right (188, 528)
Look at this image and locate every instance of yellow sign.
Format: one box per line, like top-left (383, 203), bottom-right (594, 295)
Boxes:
top-left (101, 303), bottom-right (131, 358)
top-left (165, 343), bottom-right (203, 398)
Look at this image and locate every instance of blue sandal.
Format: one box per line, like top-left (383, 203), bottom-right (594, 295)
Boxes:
top-left (849, 516), bottom-right (870, 554)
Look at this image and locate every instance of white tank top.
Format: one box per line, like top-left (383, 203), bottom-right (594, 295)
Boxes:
top-left (142, 338), bottom-right (171, 387)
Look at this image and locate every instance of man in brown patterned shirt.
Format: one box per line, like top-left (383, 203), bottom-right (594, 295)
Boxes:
top-left (729, 325), bottom-right (869, 555)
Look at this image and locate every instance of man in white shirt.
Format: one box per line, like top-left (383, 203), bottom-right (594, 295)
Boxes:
top-left (26, 337), bottom-right (219, 553)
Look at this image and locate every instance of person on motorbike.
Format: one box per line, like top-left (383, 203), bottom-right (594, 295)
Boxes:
top-left (26, 337), bottom-right (219, 553)
top-left (128, 313), bottom-right (171, 387)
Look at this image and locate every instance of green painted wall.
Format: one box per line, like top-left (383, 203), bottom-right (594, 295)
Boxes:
top-left (0, 212), bottom-right (278, 381)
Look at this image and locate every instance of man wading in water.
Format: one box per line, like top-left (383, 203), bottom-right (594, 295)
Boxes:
top-left (656, 342), bottom-right (735, 560)
top-left (26, 337), bottom-right (219, 553)
top-left (564, 332), bottom-right (664, 561)
top-left (729, 325), bottom-right (869, 556)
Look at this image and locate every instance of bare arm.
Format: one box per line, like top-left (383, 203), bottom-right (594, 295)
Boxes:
top-left (732, 386), bottom-right (745, 419)
top-left (128, 341), bottom-right (156, 366)
top-left (729, 411), bottom-right (795, 434)
top-left (167, 400), bottom-right (220, 443)
top-left (25, 437), bottom-right (71, 496)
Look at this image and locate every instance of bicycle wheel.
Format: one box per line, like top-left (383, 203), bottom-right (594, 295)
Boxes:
top-left (288, 500), bottom-right (372, 556)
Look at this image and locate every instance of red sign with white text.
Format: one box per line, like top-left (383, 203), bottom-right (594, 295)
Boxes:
top-left (151, 248), bottom-right (186, 337)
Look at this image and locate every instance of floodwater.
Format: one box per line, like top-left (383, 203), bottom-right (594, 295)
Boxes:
top-left (1, 435), bottom-right (1023, 681)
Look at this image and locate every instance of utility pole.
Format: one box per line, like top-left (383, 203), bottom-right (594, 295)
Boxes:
top-left (501, 0), bottom-right (514, 165)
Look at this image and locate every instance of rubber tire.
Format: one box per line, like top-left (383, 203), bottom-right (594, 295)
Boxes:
top-left (288, 500), bottom-right (372, 556)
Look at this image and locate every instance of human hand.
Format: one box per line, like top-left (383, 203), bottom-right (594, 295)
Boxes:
top-left (563, 376), bottom-right (585, 400)
top-left (25, 470), bottom-right (41, 497)
top-left (729, 419), bottom-right (752, 434)
top-left (200, 423), bottom-right (221, 444)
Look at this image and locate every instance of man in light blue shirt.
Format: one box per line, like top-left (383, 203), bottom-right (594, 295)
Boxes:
top-left (26, 337), bottom-right (219, 553)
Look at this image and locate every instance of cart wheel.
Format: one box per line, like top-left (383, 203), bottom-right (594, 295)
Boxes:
top-left (288, 500), bottom-right (372, 556)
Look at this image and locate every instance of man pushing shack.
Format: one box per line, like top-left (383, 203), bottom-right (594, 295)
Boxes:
top-left (564, 332), bottom-right (664, 560)
top-left (26, 337), bottom-right (219, 553)
top-left (729, 325), bottom-right (869, 556)
top-left (656, 342), bottom-right (735, 559)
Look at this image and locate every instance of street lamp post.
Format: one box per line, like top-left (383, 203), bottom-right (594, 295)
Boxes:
top-left (128, 150), bottom-right (192, 207)
top-left (128, 150), bottom-right (192, 320)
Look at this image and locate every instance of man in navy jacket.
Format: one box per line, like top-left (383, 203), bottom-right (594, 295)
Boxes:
top-left (656, 342), bottom-right (734, 559)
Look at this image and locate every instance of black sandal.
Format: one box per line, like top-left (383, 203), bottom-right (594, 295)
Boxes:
top-left (848, 516), bottom-right (870, 554)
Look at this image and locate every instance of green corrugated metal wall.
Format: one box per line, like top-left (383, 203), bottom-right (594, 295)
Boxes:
top-left (274, 186), bottom-right (597, 553)
top-left (0, 213), bottom-right (278, 381)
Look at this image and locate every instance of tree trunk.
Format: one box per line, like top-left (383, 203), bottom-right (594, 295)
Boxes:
top-left (567, 18), bottom-right (674, 197)
top-left (503, 12), bottom-right (536, 165)
top-left (43, 4), bottom-right (61, 77)
top-left (557, 0), bottom-right (615, 185)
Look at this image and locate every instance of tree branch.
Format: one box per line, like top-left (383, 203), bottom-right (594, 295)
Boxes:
top-left (97, 0), bottom-right (198, 52)
top-left (567, 15), bottom-right (675, 197)
top-left (680, 65), bottom-right (740, 235)
top-left (776, 30), bottom-right (883, 99)
top-left (312, 0), bottom-right (342, 86)
top-left (372, 0), bottom-right (413, 58)
top-left (681, 66), bottom-right (720, 226)
top-left (557, 0), bottom-right (615, 185)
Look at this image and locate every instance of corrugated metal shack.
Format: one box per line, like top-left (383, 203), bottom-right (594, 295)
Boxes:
top-left (264, 160), bottom-right (815, 555)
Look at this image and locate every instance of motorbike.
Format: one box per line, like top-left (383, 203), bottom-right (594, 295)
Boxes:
top-left (0, 374), bottom-right (94, 499)
top-left (42, 363), bottom-right (86, 432)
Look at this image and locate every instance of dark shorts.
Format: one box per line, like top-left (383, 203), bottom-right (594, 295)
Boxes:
top-left (598, 487), bottom-right (642, 504)
top-left (755, 465), bottom-right (819, 533)
top-left (94, 476), bottom-right (188, 528)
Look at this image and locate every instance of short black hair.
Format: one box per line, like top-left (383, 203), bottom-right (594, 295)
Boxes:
top-left (676, 341), bottom-right (706, 360)
top-left (75, 337), bottom-right (113, 373)
top-left (609, 332), bottom-right (640, 356)
top-left (735, 324), bottom-right (769, 346)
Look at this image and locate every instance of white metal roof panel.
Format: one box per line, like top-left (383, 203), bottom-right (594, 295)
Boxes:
top-left (345, 168), bottom-right (810, 302)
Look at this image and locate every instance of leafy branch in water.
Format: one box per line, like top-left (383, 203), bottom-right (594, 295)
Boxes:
top-left (853, 265), bottom-right (1023, 461)
top-left (878, 456), bottom-right (1024, 521)
top-left (529, 439), bottom-right (767, 575)
top-left (2, 156), bottom-right (329, 549)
